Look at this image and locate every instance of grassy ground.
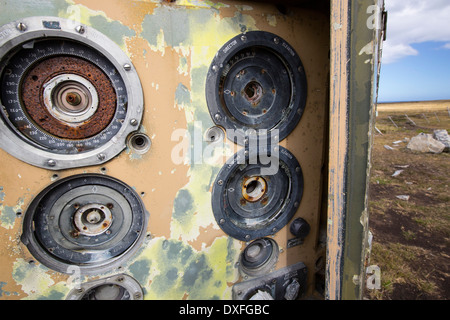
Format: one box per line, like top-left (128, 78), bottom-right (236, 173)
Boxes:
top-left (364, 106), bottom-right (450, 300)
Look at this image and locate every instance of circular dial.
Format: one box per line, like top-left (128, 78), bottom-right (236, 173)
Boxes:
top-left (1, 39), bottom-right (126, 153)
top-left (211, 146), bottom-right (304, 241)
top-left (206, 31), bottom-right (307, 146)
top-left (21, 174), bottom-right (149, 275)
top-left (0, 17), bottom-right (143, 169)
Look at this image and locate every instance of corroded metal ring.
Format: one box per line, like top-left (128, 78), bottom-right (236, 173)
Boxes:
top-left (22, 56), bottom-right (116, 139)
top-left (206, 31), bottom-right (307, 146)
top-left (0, 16), bottom-right (143, 170)
top-left (211, 145), bottom-right (304, 241)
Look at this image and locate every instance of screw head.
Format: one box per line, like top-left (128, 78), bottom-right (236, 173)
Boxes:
top-left (123, 63), bottom-right (132, 71)
top-left (75, 25), bottom-right (85, 34)
top-left (274, 37), bottom-right (280, 44)
top-left (97, 153), bottom-right (106, 161)
top-left (47, 159), bottom-right (56, 167)
top-left (130, 118), bottom-right (138, 126)
top-left (16, 22), bottom-right (27, 32)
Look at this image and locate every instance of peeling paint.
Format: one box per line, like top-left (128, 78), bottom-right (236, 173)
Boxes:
top-left (131, 236), bottom-right (239, 299)
top-left (0, 198), bottom-right (24, 229)
top-left (0, 0), bottom-right (332, 300)
top-left (12, 259), bottom-right (58, 297)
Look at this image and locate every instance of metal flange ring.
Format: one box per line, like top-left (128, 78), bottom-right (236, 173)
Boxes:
top-left (205, 31), bottom-right (307, 146)
top-left (21, 174), bottom-right (149, 275)
top-left (0, 16), bottom-right (143, 170)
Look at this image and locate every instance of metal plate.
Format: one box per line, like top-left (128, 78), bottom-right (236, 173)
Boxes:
top-left (211, 145), bottom-right (304, 241)
top-left (0, 16), bottom-right (143, 170)
top-left (232, 262), bottom-right (308, 300)
top-left (21, 174), bottom-right (149, 275)
top-left (205, 31), bottom-right (307, 146)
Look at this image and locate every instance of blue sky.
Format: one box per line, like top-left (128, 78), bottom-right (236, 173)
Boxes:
top-left (378, 0), bottom-right (450, 102)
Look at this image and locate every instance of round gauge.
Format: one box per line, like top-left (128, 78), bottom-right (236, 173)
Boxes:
top-left (0, 17), bottom-right (143, 169)
top-left (21, 174), bottom-right (149, 275)
top-left (211, 146), bottom-right (304, 241)
top-left (205, 31), bottom-right (307, 146)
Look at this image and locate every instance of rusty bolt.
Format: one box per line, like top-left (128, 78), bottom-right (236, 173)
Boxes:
top-left (66, 92), bottom-right (82, 106)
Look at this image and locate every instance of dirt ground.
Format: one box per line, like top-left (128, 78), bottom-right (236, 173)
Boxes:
top-left (364, 105), bottom-right (450, 300)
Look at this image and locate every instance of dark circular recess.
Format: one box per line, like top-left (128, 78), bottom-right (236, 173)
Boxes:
top-left (66, 274), bottom-right (143, 300)
top-left (21, 174), bottom-right (149, 275)
top-left (240, 238), bottom-right (278, 276)
top-left (205, 31), bottom-right (307, 146)
top-left (81, 284), bottom-right (130, 300)
top-left (211, 146), bottom-right (303, 241)
top-left (0, 38), bottom-right (127, 154)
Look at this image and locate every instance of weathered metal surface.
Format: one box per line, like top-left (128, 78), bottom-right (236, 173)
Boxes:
top-left (326, 0), bottom-right (385, 300)
top-left (0, 0), bottom-right (382, 300)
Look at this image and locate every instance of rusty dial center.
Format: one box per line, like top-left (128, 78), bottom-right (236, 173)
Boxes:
top-left (243, 80), bottom-right (263, 105)
top-left (242, 176), bottom-right (267, 202)
top-left (74, 203), bottom-right (113, 237)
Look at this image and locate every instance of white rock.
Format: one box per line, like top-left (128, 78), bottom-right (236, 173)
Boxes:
top-left (406, 133), bottom-right (445, 154)
top-left (433, 129), bottom-right (450, 152)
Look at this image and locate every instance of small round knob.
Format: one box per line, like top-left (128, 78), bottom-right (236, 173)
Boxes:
top-left (289, 218), bottom-right (310, 238)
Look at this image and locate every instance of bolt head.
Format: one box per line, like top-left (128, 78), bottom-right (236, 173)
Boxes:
top-left (16, 22), bottom-right (27, 32)
top-left (75, 25), bottom-right (85, 34)
top-left (47, 159), bottom-right (56, 167)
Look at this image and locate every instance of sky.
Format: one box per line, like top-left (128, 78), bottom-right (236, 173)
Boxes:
top-left (378, 0), bottom-right (450, 102)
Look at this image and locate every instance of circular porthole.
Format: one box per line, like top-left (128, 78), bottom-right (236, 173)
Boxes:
top-left (21, 174), bottom-right (149, 275)
top-left (205, 31), bottom-right (307, 146)
top-left (0, 17), bottom-right (143, 169)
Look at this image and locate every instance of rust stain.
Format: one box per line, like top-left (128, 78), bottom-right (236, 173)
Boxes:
top-left (21, 56), bottom-right (116, 139)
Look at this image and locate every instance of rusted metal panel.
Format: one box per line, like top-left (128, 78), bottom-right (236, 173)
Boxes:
top-left (0, 0), bottom-right (331, 300)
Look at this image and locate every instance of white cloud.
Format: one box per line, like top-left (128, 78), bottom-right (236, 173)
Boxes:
top-left (382, 0), bottom-right (450, 63)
